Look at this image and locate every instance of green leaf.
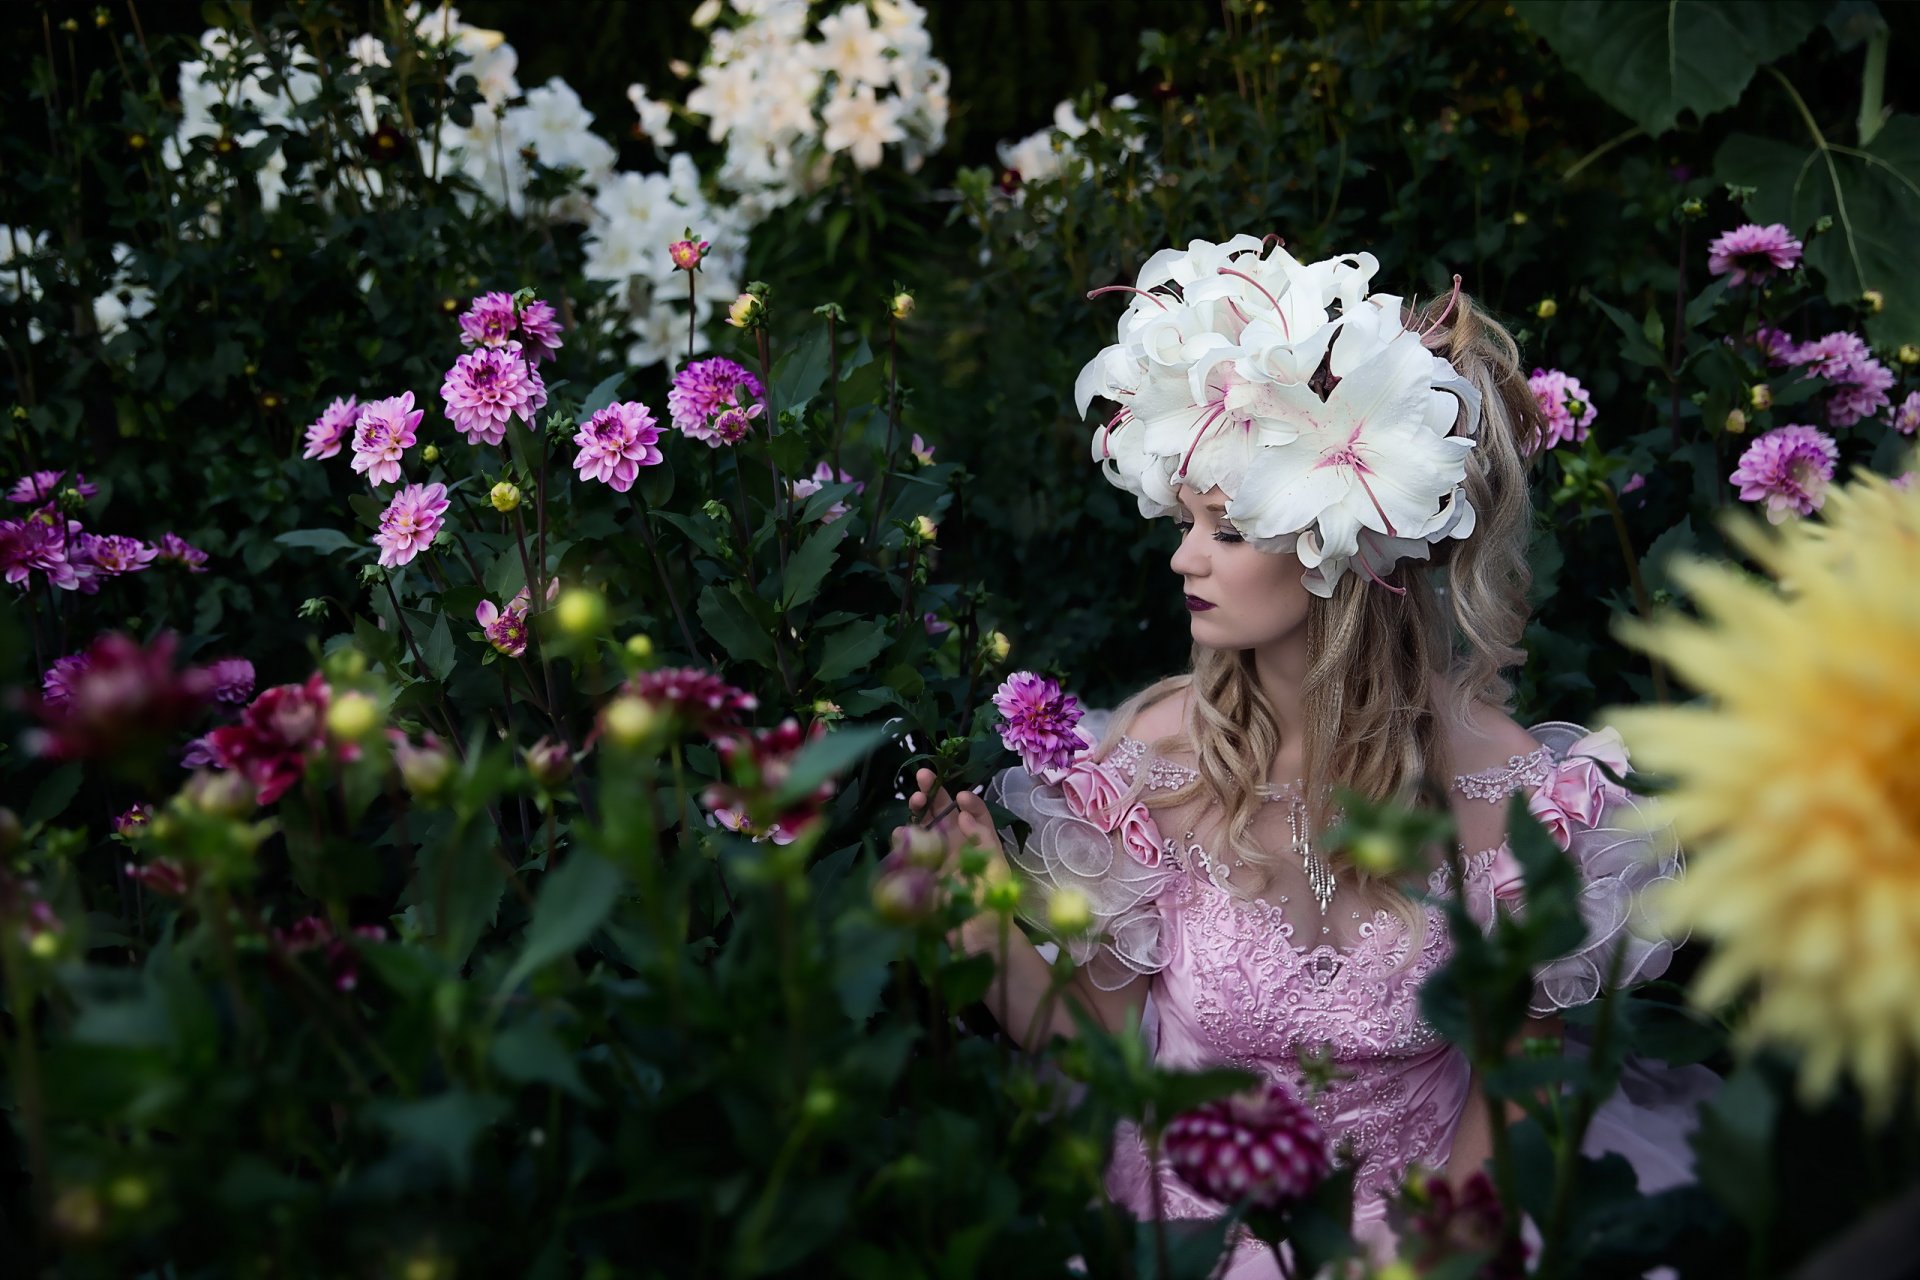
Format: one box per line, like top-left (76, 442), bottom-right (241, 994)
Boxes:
top-left (771, 325), bottom-right (831, 411)
top-left (1513, 1), bottom-right (1825, 136)
top-left (367, 1089), bottom-right (509, 1188)
top-left (491, 1021), bottom-right (597, 1101)
top-left (779, 518), bottom-right (848, 610)
top-left (577, 371), bottom-right (627, 421)
top-left (813, 619), bottom-right (890, 683)
top-left (1692, 1063), bottom-right (1777, 1234)
top-left (773, 724), bottom-right (889, 808)
top-left (1716, 114), bottom-right (1920, 344)
top-left (25, 764), bottom-right (82, 827)
top-left (697, 583), bottom-right (778, 669)
top-left (1585, 290), bottom-right (1668, 371)
top-left (495, 853), bottom-right (625, 999)
top-left (422, 612), bottom-right (456, 682)
top-left (275, 528), bottom-right (360, 554)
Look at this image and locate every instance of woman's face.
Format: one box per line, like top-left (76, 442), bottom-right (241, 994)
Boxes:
top-left (1169, 484), bottom-right (1314, 651)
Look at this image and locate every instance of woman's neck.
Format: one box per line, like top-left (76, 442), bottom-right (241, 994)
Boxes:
top-left (1250, 630), bottom-right (1311, 744)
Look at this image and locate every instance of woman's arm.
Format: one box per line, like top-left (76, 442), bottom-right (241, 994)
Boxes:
top-left (1444, 1012), bottom-right (1567, 1187)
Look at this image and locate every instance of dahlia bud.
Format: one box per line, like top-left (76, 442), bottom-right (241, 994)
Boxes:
top-left (895, 825), bottom-right (947, 870)
top-left (602, 695), bottom-right (660, 748)
top-left (985, 631), bottom-right (1011, 664)
top-left (812, 698), bottom-right (843, 721)
top-left (1899, 344), bottom-right (1920, 366)
top-left (911, 514), bottom-right (938, 544)
top-left (1510, 210), bottom-right (1529, 226)
top-left (624, 633), bottom-right (655, 662)
top-left (1164, 1080), bottom-right (1332, 1211)
top-left (1047, 886), bottom-right (1092, 935)
top-left (183, 769), bottom-right (256, 819)
top-left (27, 928), bottom-right (62, 960)
top-left (490, 481), bottom-right (522, 512)
top-left (890, 291), bottom-right (915, 321)
top-left (669, 237), bottom-right (709, 272)
top-left (105, 1174), bottom-right (152, 1212)
top-left (1679, 198), bottom-right (1705, 219)
top-left (1346, 830), bottom-right (1404, 875)
top-left (398, 744), bottom-right (455, 798)
top-left (555, 587), bottom-right (607, 637)
top-left (1725, 408), bottom-right (1748, 435)
top-left (726, 292), bottom-right (763, 330)
top-left (801, 1084), bottom-right (839, 1123)
top-left (872, 863), bottom-right (938, 924)
top-left (524, 736), bottom-right (573, 789)
top-left (1862, 289), bottom-right (1885, 314)
top-left (982, 875), bottom-right (1023, 916)
top-left (422, 444), bottom-right (441, 464)
top-left (1534, 298), bottom-right (1558, 320)
top-left (1749, 384), bottom-right (1773, 412)
top-left (326, 690), bottom-right (382, 742)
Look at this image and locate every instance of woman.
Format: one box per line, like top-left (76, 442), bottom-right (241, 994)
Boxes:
top-left (904, 238), bottom-right (1701, 1272)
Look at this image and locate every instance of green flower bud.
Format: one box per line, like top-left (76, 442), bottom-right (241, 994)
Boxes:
top-left (490, 481), bottom-right (521, 512)
top-left (555, 588), bottom-right (607, 637)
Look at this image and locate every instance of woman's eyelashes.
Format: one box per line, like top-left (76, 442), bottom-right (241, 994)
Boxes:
top-left (1173, 519), bottom-right (1244, 544)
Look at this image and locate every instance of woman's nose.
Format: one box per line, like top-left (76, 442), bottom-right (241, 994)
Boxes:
top-left (1170, 528), bottom-right (1206, 579)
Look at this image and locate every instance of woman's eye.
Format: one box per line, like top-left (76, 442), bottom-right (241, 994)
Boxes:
top-left (1215, 528), bottom-right (1244, 544)
top-left (1174, 522), bottom-right (1194, 536)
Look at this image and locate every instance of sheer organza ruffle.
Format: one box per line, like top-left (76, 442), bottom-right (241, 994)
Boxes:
top-left (1436, 721), bottom-right (1685, 1016)
top-left (990, 763), bottom-right (1183, 991)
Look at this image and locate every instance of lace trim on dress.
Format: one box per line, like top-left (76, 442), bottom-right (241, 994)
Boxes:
top-left (1451, 746), bottom-right (1553, 802)
top-left (1105, 735), bottom-right (1300, 802)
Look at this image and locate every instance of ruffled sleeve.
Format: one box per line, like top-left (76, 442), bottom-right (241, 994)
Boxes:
top-left (989, 755), bottom-right (1184, 992)
top-left (1440, 721), bottom-right (1684, 1017)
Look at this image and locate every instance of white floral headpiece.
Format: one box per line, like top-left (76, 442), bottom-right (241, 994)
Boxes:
top-left (1077, 235), bottom-right (1482, 597)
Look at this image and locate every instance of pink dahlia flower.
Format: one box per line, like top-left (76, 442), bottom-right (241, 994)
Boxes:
top-left (667, 358), bottom-right (764, 445)
top-left (1707, 222), bottom-right (1803, 286)
top-left (0, 509), bottom-right (83, 591)
top-left (78, 534), bottom-right (157, 576)
top-left (1791, 331), bottom-right (1893, 428)
top-left (993, 671), bottom-right (1086, 777)
top-left (1895, 391), bottom-right (1920, 436)
top-left (205, 672), bottom-right (332, 805)
top-left (458, 291), bottom-right (519, 349)
top-left (1394, 1169), bottom-right (1526, 1280)
top-left (126, 856), bottom-right (189, 896)
top-left (441, 344), bottom-right (548, 447)
top-left (475, 581), bottom-right (555, 658)
top-left (154, 532), bottom-right (209, 572)
top-left (790, 461), bottom-right (865, 524)
top-left (702, 718), bottom-right (830, 844)
top-left (909, 433), bottom-right (936, 466)
top-left (41, 652), bottom-right (90, 708)
top-left (201, 657), bottom-right (256, 705)
top-left (351, 392), bottom-right (422, 487)
top-left (625, 666), bottom-right (759, 735)
top-left (112, 803), bottom-right (152, 838)
top-left (572, 401), bottom-right (664, 492)
top-left (1730, 424), bottom-right (1839, 523)
top-left (303, 395), bottom-right (359, 460)
top-left (1752, 326), bottom-right (1800, 367)
top-left (272, 914), bottom-right (387, 992)
top-left (1527, 368), bottom-right (1597, 451)
top-left (27, 632), bottom-right (216, 762)
top-left (669, 238), bottom-right (709, 272)
top-left (373, 482), bottom-right (450, 568)
top-left (1163, 1080), bottom-right (1332, 1211)
top-left (923, 611), bottom-right (951, 636)
top-left (516, 299), bottom-right (563, 364)
top-left (8, 470), bottom-right (96, 503)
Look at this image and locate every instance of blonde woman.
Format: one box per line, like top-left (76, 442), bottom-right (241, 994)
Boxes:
top-left (903, 240), bottom-right (1705, 1274)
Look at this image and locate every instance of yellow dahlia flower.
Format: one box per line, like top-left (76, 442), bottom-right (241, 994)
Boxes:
top-left (1611, 471), bottom-right (1920, 1116)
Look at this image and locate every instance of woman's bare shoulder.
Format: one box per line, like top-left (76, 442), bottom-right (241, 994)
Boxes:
top-left (1107, 680), bottom-right (1194, 753)
top-left (1443, 699), bottom-right (1543, 778)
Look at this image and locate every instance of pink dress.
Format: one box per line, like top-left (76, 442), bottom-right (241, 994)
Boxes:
top-left (993, 722), bottom-right (1711, 1276)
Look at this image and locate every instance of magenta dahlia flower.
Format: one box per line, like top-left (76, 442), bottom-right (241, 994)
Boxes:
top-left (458, 291), bottom-right (519, 349)
top-left (41, 652), bottom-right (90, 709)
top-left (702, 718), bottom-right (830, 844)
top-left (1527, 368), bottom-right (1597, 451)
top-left (373, 482), bottom-right (450, 567)
top-left (113, 803), bottom-right (152, 838)
top-left (516, 299), bottom-right (563, 364)
top-left (1895, 391), bottom-right (1920, 436)
top-left (1163, 1080), bottom-right (1332, 1211)
top-left (27, 633), bottom-right (217, 761)
top-left (441, 344), bottom-right (548, 447)
top-left (78, 533), bottom-right (157, 576)
top-left (206, 673), bottom-right (333, 806)
top-left (0, 510), bottom-right (83, 590)
top-left (625, 666), bottom-right (760, 735)
top-left (993, 672), bottom-right (1086, 777)
top-left (200, 657), bottom-right (256, 705)
top-left (1707, 223), bottom-right (1803, 286)
top-left (667, 358), bottom-right (764, 445)
top-left (476, 594), bottom-right (532, 657)
top-left (790, 461), bottom-right (864, 523)
top-left (154, 532), bottom-right (209, 572)
top-left (709, 404), bottom-right (762, 445)
top-left (351, 392), bottom-right (422, 487)
top-left (125, 856), bottom-right (189, 896)
top-left (1730, 424), bottom-right (1839, 523)
top-left (8, 470), bottom-right (96, 503)
top-left (669, 238), bottom-right (709, 272)
top-left (572, 401), bottom-right (664, 493)
top-left (1791, 331), bottom-right (1894, 428)
top-left (303, 395), bottom-right (359, 460)
top-left (1753, 326), bottom-right (1801, 367)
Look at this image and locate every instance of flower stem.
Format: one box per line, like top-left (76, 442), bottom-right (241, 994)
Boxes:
top-left (756, 325), bottom-right (791, 578)
top-left (827, 312), bottom-right (843, 475)
top-left (632, 489), bottom-right (706, 662)
top-left (380, 574), bottom-right (464, 757)
top-left (686, 267), bottom-right (697, 362)
top-left (511, 507), bottom-right (564, 732)
top-left (862, 314), bottom-right (902, 552)
top-left (1597, 482), bottom-right (1670, 703)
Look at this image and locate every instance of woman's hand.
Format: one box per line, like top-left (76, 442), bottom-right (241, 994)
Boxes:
top-left (901, 767), bottom-right (999, 875)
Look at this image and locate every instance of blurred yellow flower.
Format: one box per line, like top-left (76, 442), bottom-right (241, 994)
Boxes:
top-left (1612, 472), bottom-right (1920, 1116)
